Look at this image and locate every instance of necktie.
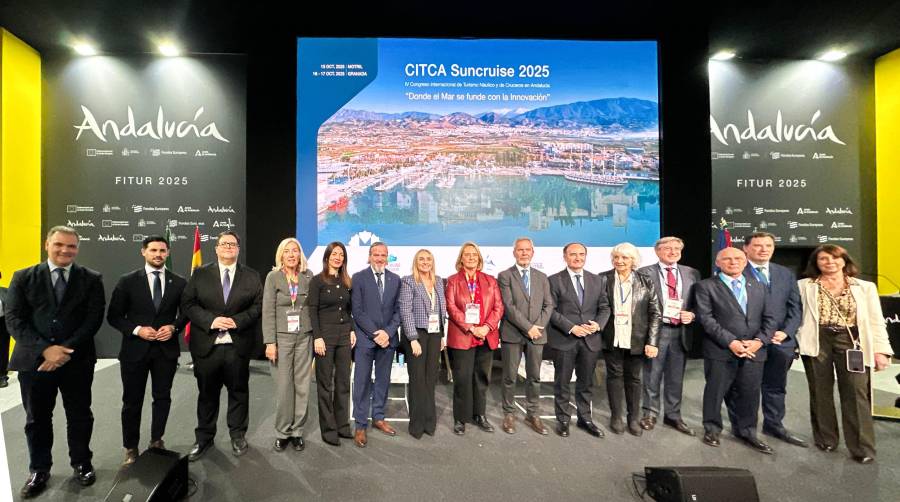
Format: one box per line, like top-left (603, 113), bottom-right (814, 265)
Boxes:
top-left (731, 279), bottom-right (747, 314)
top-left (152, 271), bottom-right (162, 311)
top-left (575, 274), bottom-right (584, 305)
top-left (521, 269), bottom-right (530, 296)
top-left (756, 266), bottom-right (769, 287)
top-left (666, 267), bottom-right (680, 325)
top-left (223, 268), bottom-right (232, 303)
top-left (376, 272), bottom-right (384, 300)
top-left (54, 268), bottom-right (67, 304)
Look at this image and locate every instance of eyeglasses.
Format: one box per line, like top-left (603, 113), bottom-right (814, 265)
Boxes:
top-left (217, 242), bottom-right (239, 248)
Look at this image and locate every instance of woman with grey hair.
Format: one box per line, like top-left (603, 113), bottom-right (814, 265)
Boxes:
top-left (598, 242), bottom-right (661, 436)
top-left (262, 238), bottom-right (314, 452)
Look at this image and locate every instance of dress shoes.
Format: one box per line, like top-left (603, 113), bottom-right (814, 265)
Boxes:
top-left (354, 429), bottom-right (368, 448)
top-left (702, 432), bottom-right (721, 447)
top-left (639, 415), bottom-right (657, 430)
top-left (373, 420), bottom-right (397, 436)
top-left (322, 435), bottom-right (341, 446)
top-left (73, 463), bottom-right (96, 486)
top-left (815, 443), bottom-right (836, 452)
top-left (628, 421), bottom-right (643, 437)
top-left (20, 472), bottom-right (50, 499)
top-left (0, 376), bottom-right (9, 388)
top-left (502, 414), bottom-right (517, 434)
top-left (473, 415), bottom-right (495, 433)
top-left (609, 419), bottom-right (626, 435)
top-left (188, 441), bottom-right (213, 461)
top-left (524, 415), bottom-right (549, 435)
top-left (576, 419), bottom-right (605, 438)
top-left (453, 421), bottom-right (466, 435)
top-left (763, 428), bottom-right (808, 448)
top-left (556, 421), bottom-right (570, 437)
top-left (231, 437), bottom-right (249, 457)
top-left (424, 429), bottom-right (435, 437)
top-left (273, 438), bottom-right (291, 452)
top-left (123, 448), bottom-right (139, 466)
top-left (854, 455), bottom-right (875, 464)
top-left (148, 439), bottom-right (165, 450)
top-left (741, 436), bottom-right (774, 455)
top-left (292, 437), bottom-right (305, 451)
top-left (663, 417), bottom-right (696, 436)
top-left (337, 429), bottom-right (354, 439)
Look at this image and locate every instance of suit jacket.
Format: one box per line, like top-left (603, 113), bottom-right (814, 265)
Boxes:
top-left (107, 268), bottom-right (188, 362)
top-left (5, 262), bottom-right (106, 371)
top-left (306, 274), bottom-right (353, 346)
top-left (262, 268), bottom-right (314, 343)
top-left (598, 270), bottom-right (661, 353)
top-left (398, 275), bottom-right (447, 341)
top-left (181, 262), bottom-right (263, 358)
top-left (693, 274), bottom-right (776, 362)
top-left (743, 263), bottom-right (801, 350)
top-left (637, 263), bottom-right (701, 352)
top-left (351, 268), bottom-right (402, 349)
top-left (446, 271), bottom-right (504, 350)
top-left (547, 269), bottom-right (610, 352)
top-left (497, 265), bottom-right (554, 345)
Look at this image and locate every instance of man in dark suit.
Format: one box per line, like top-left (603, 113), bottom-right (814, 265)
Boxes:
top-left (107, 235), bottom-right (188, 466)
top-left (694, 246), bottom-right (776, 454)
top-left (547, 242), bottom-right (610, 438)
top-left (740, 232), bottom-right (807, 447)
top-left (637, 237), bottom-right (701, 436)
top-left (5, 226), bottom-right (105, 498)
top-left (498, 237), bottom-right (554, 435)
top-left (182, 231), bottom-right (262, 461)
top-left (1, 271), bottom-right (10, 388)
top-left (350, 242), bottom-right (402, 448)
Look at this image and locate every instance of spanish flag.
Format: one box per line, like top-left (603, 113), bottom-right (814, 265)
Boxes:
top-left (184, 226), bottom-right (203, 344)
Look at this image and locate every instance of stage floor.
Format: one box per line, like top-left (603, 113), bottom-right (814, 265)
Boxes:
top-left (2, 357), bottom-right (898, 501)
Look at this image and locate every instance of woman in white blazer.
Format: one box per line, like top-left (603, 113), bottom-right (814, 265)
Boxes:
top-left (796, 244), bottom-right (893, 464)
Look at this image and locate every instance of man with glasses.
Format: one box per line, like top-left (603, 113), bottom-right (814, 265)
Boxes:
top-left (637, 237), bottom-right (701, 436)
top-left (182, 231), bottom-right (262, 461)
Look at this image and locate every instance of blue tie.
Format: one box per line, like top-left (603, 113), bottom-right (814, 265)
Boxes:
top-left (731, 279), bottom-right (747, 314)
top-left (575, 274), bottom-right (584, 305)
top-left (223, 268), bottom-right (231, 303)
top-left (54, 268), bottom-right (67, 304)
top-left (152, 271), bottom-right (162, 311)
top-left (521, 269), bottom-right (530, 296)
top-left (756, 266), bottom-right (770, 287)
top-left (376, 272), bottom-right (384, 300)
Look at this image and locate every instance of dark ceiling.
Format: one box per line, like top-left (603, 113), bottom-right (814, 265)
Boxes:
top-left (2, 1), bottom-right (899, 60)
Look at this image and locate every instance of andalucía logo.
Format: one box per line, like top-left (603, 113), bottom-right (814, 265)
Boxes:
top-left (74, 106), bottom-right (230, 143)
top-left (710, 110), bottom-right (845, 146)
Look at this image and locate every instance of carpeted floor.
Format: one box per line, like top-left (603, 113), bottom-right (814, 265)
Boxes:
top-left (2, 356), bottom-right (898, 501)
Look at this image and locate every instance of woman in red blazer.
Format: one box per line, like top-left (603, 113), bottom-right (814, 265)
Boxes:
top-left (446, 241), bottom-right (504, 435)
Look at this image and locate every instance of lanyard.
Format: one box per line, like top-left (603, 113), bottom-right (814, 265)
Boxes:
top-left (658, 265), bottom-right (680, 295)
top-left (617, 275), bottom-right (632, 305)
top-left (466, 273), bottom-right (478, 302)
top-left (285, 270), bottom-right (298, 309)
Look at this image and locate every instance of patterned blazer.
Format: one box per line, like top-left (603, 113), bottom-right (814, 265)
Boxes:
top-left (398, 275), bottom-right (447, 341)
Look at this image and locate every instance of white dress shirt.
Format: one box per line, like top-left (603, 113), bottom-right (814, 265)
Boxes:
top-left (613, 272), bottom-right (634, 349)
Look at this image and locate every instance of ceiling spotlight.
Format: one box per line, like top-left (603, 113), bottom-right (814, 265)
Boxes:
top-left (710, 50), bottom-right (736, 61)
top-left (158, 42), bottom-right (181, 57)
top-left (818, 49), bottom-right (847, 62)
top-left (72, 41), bottom-right (97, 56)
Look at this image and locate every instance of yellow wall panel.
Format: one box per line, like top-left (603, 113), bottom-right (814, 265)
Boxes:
top-left (876, 49), bottom-right (900, 294)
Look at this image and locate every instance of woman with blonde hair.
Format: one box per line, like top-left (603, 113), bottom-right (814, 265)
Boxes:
top-left (262, 238), bottom-right (314, 452)
top-left (445, 241), bottom-right (504, 435)
top-left (398, 249), bottom-right (448, 438)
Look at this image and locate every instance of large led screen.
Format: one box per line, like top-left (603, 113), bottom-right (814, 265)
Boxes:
top-left (297, 38), bottom-right (660, 275)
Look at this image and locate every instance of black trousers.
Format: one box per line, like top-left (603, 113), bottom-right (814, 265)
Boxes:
top-left (315, 342), bottom-right (352, 442)
top-left (702, 357), bottom-right (764, 438)
top-left (501, 340), bottom-right (544, 416)
top-left (604, 348), bottom-right (644, 423)
top-left (553, 341), bottom-right (599, 423)
top-left (193, 344), bottom-right (250, 442)
top-left (18, 357), bottom-right (95, 473)
top-left (448, 344), bottom-right (493, 423)
top-left (802, 326), bottom-right (875, 458)
top-left (0, 319), bottom-right (9, 376)
top-left (760, 345), bottom-right (796, 434)
top-left (404, 329), bottom-right (442, 437)
top-left (120, 344), bottom-right (178, 448)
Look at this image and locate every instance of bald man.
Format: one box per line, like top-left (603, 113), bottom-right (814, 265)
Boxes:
top-left (693, 247), bottom-right (777, 454)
